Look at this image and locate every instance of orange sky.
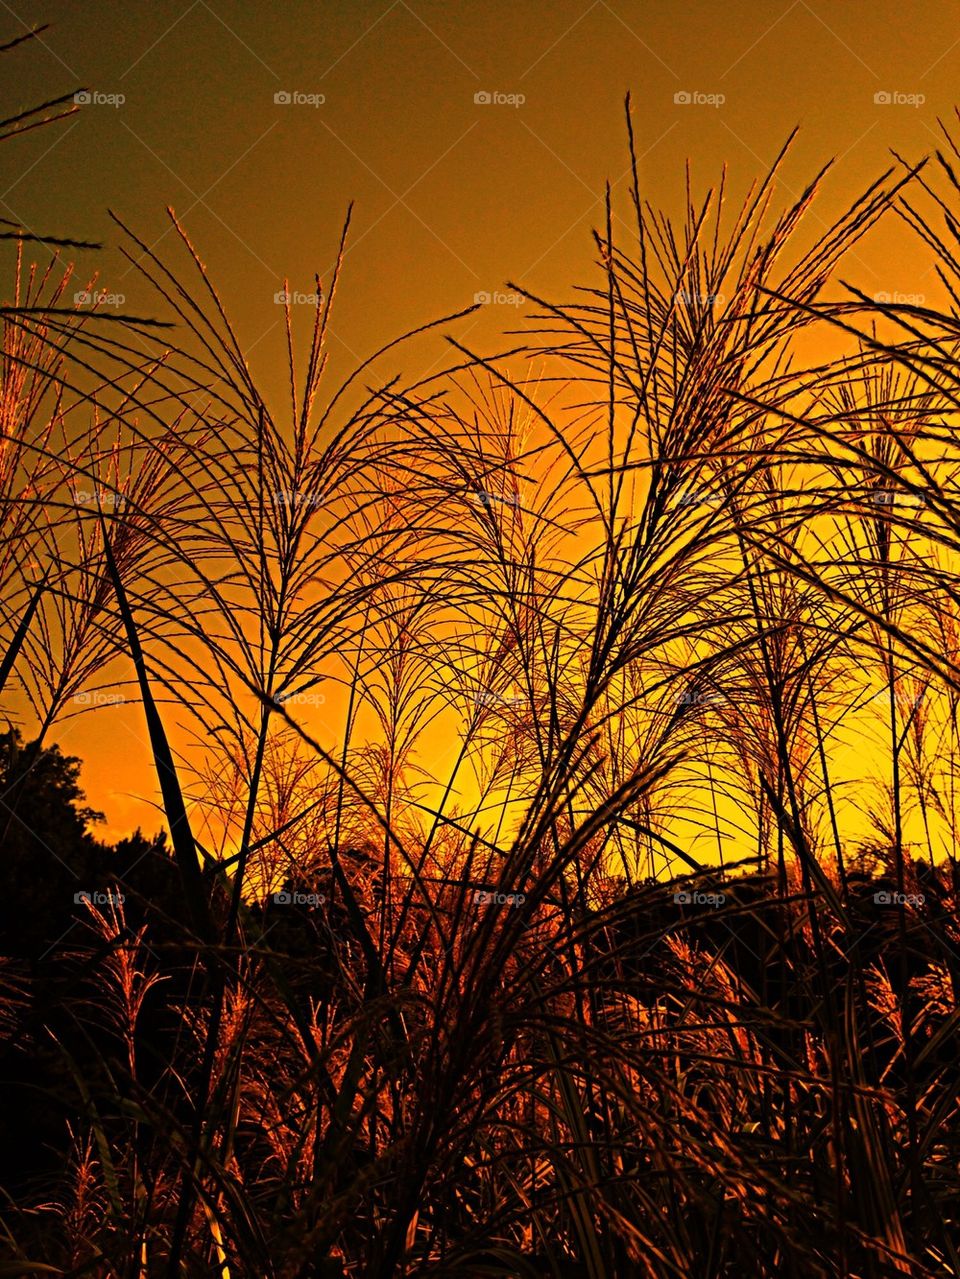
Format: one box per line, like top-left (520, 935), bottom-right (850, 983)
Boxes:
top-left (3, 0), bottom-right (958, 839)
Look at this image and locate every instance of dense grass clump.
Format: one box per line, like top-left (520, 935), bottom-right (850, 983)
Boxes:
top-left (4, 81), bottom-right (960, 1276)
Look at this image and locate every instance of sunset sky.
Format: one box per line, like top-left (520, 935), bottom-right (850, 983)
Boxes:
top-left (3, 0), bottom-right (957, 838)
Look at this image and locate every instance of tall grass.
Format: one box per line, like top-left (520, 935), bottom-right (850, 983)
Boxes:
top-left (3, 96), bottom-right (960, 1277)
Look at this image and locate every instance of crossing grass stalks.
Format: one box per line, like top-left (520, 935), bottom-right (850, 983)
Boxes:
top-left (4, 99), bottom-right (960, 1277)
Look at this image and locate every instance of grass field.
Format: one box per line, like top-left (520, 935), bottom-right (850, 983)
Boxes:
top-left (3, 25), bottom-right (960, 1277)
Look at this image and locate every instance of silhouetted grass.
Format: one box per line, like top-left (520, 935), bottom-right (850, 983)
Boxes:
top-left (3, 95), bottom-right (960, 1278)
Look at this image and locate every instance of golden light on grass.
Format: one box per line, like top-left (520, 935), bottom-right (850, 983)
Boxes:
top-left (4, 13), bottom-right (960, 1278)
